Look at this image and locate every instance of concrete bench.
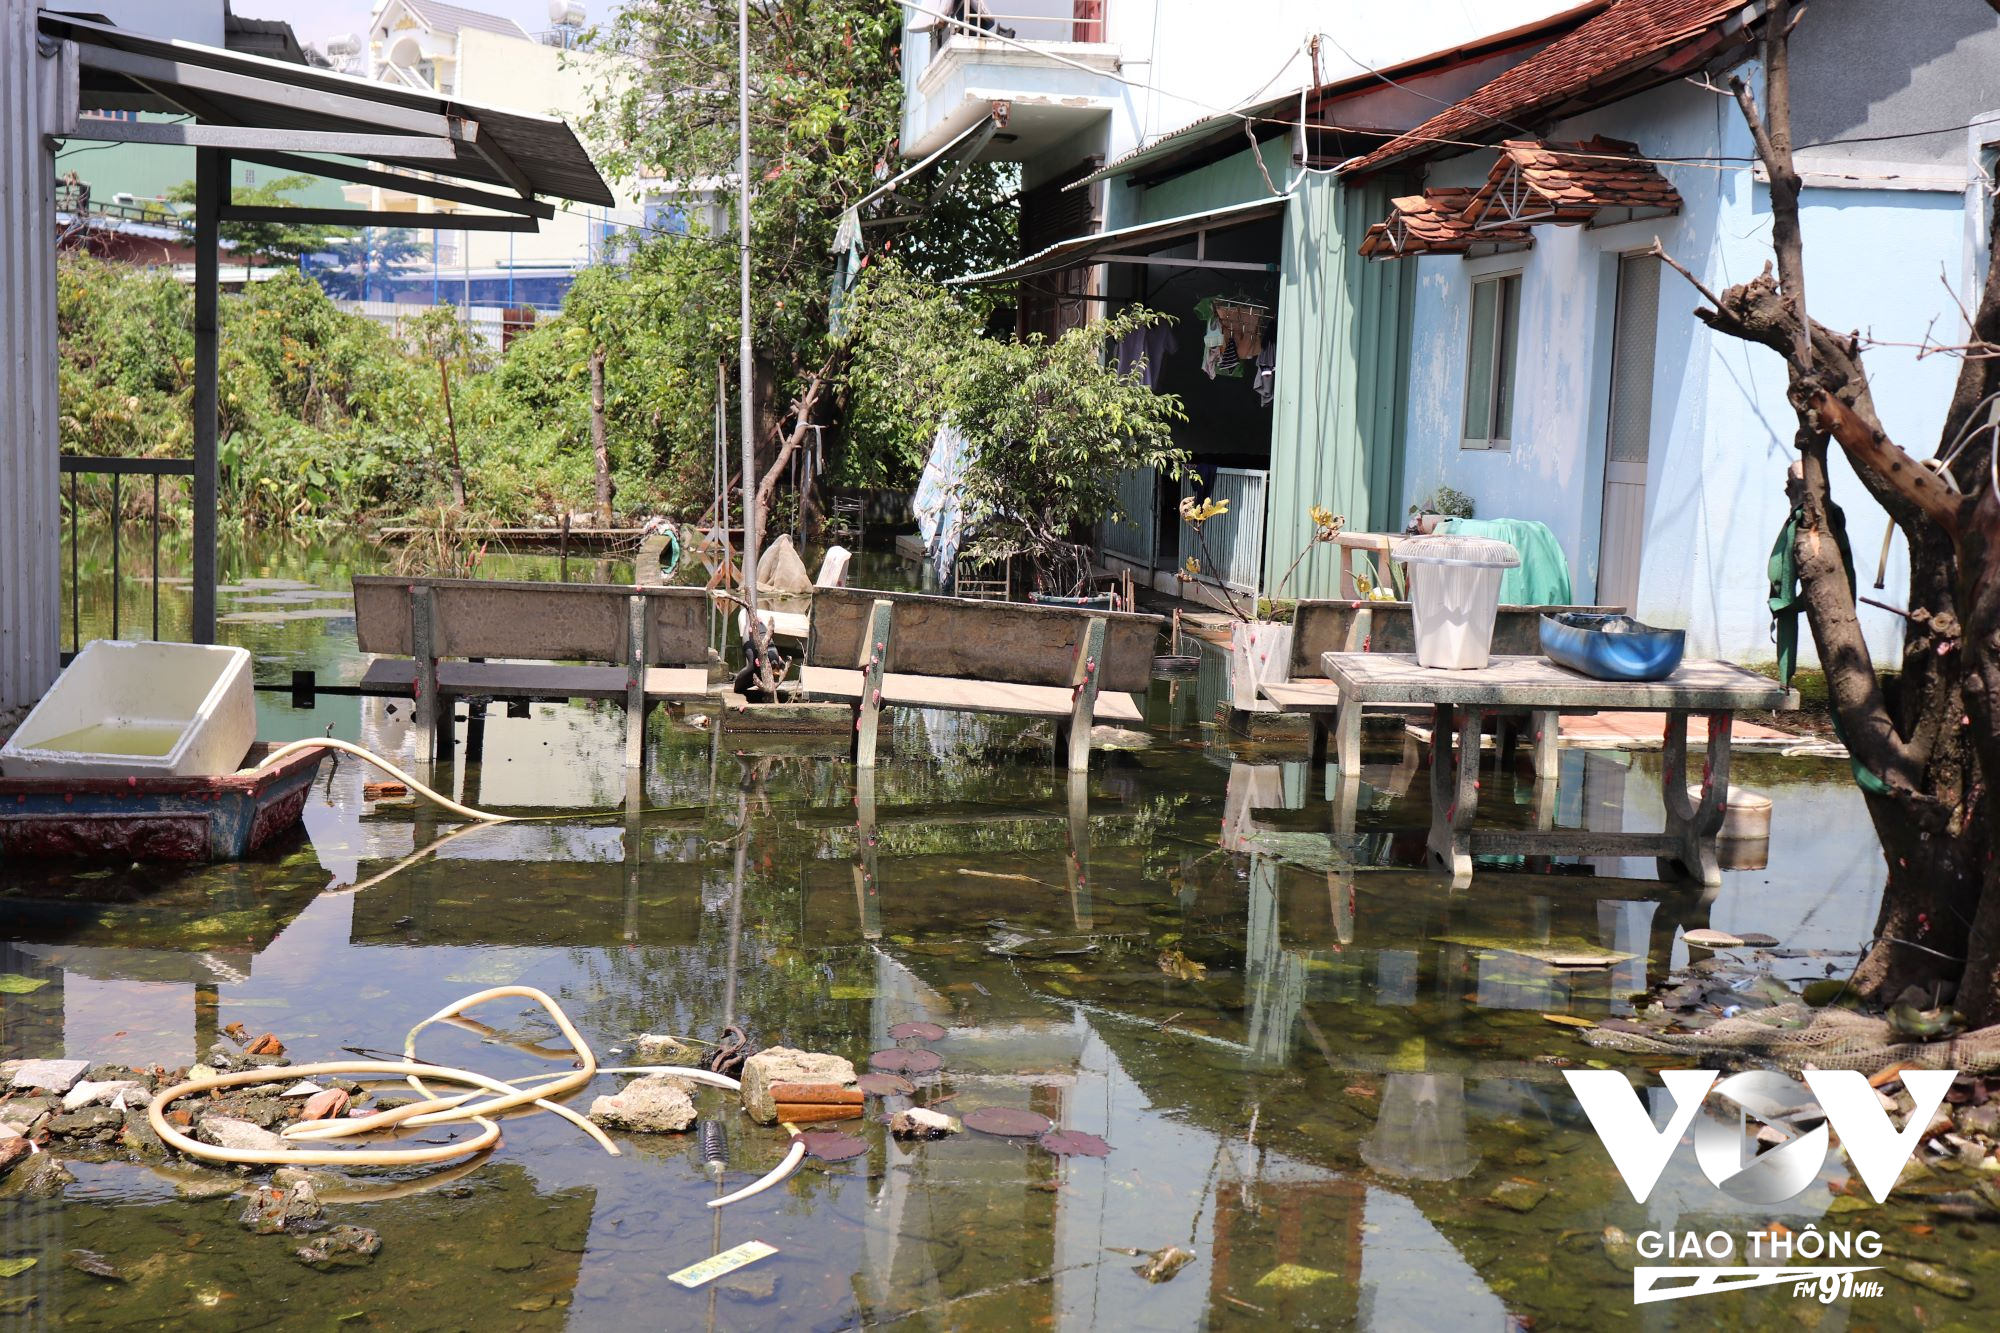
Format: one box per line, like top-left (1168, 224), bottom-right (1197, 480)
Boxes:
top-left (798, 587), bottom-right (1165, 771)
top-left (352, 576), bottom-right (714, 767)
top-left (1260, 600), bottom-right (1620, 771)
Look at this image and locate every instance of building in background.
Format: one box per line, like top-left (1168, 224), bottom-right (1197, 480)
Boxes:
top-left (331, 0), bottom-right (717, 307)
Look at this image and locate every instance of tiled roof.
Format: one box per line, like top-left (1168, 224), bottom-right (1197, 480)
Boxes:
top-left (1357, 187), bottom-right (1534, 259)
top-left (392, 0), bottom-right (531, 41)
top-left (1340, 0), bottom-right (1760, 175)
top-left (1460, 136), bottom-right (1681, 226)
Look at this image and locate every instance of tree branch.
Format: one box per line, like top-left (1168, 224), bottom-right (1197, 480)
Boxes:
top-left (1798, 386), bottom-right (1964, 537)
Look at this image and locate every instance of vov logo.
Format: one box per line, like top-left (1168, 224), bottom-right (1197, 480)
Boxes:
top-left (1564, 1068), bottom-right (1955, 1304)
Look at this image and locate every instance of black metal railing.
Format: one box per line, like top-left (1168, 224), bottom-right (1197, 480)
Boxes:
top-left (60, 456), bottom-right (194, 654)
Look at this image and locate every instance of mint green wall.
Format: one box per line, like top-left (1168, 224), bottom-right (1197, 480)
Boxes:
top-left (1265, 174), bottom-right (1413, 596)
top-left (1123, 138), bottom-right (1293, 228)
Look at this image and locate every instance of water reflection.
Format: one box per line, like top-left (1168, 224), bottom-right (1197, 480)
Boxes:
top-left (5, 538), bottom-right (1955, 1329)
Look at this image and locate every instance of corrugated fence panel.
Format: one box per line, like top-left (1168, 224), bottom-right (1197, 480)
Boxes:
top-left (2, 3), bottom-right (67, 709)
top-left (1264, 175), bottom-right (1415, 601)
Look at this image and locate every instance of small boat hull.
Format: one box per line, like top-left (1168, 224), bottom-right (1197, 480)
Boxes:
top-left (1540, 613), bottom-right (1686, 683)
top-left (0, 744), bottom-right (323, 862)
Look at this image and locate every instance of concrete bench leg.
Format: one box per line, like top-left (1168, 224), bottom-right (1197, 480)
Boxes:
top-left (624, 595), bottom-right (648, 770)
top-left (853, 599), bottom-right (893, 768)
top-left (1065, 767), bottom-right (1092, 929)
top-left (410, 585), bottom-right (439, 766)
top-left (853, 768), bottom-right (880, 939)
top-left (1062, 618), bottom-right (1107, 774)
top-left (1426, 703), bottom-right (1479, 890)
top-left (1532, 708), bottom-right (1560, 779)
top-left (1661, 710), bottom-right (1731, 888)
top-left (1332, 697), bottom-right (1362, 776)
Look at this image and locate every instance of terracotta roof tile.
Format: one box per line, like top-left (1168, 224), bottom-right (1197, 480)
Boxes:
top-left (1341, 0), bottom-right (1757, 175)
top-left (1459, 136), bottom-right (1683, 226)
top-left (1357, 187), bottom-right (1534, 259)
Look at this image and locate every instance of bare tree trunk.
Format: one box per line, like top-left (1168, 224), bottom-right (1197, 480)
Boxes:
top-left (751, 347), bottom-right (842, 540)
top-left (590, 345), bottom-right (613, 526)
top-left (438, 358), bottom-right (467, 508)
top-left (1666, 0), bottom-right (2000, 1019)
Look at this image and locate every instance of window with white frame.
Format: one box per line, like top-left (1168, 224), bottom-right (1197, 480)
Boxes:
top-left (1462, 272), bottom-right (1521, 450)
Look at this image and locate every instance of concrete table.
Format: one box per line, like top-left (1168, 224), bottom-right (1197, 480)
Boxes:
top-left (1319, 653), bottom-right (1797, 889)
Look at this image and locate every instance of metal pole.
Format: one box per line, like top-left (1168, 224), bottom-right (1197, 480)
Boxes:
top-left (192, 148), bottom-right (220, 644)
top-left (737, 0), bottom-right (758, 615)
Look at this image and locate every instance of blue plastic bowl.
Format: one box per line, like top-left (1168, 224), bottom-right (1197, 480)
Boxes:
top-left (1540, 613), bottom-right (1686, 682)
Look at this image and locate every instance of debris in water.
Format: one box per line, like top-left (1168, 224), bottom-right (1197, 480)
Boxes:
top-left (963, 1107), bottom-right (1054, 1138)
top-left (799, 1131), bottom-right (867, 1163)
top-left (1601, 1226), bottom-right (1638, 1273)
top-left (64, 1250), bottom-right (125, 1282)
top-left (890, 1107), bottom-right (961, 1139)
top-left (362, 782), bottom-right (409, 800)
top-left (300, 1089), bottom-right (350, 1121)
top-left (589, 1074), bottom-right (698, 1134)
top-left (296, 1225), bottom-right (381, 1270)
top-left (1157, 949), bottom-right (1207, 982)
top-left (868, 1048), bottom-right (943, 1077)
top-left (888, 1021), bottom-right (947, 1042)
top-left (243, 1033), bottom-right (286, 1057)
top-left (1540, 1013), bottom-right (1595, 1029)
top-left (668, 1240), bottom-right (776, 1290)
top-left (1254, 1262), bottom-right (1340, 1293)
top-left (1132, 1246), bottom-right (1195, 1283)
top-left (856, 1073), bottom-right (915, 1097)
top-left (1039, 1129), bottom-right (1110, 1158)
top-left (1487, 1178), bottom-right (1549, 1213)
top-left (740, 1048), bottom-right (855, 1125)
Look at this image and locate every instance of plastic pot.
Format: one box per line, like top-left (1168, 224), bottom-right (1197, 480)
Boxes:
top-left (1391, 537), bottom-right (1521, 670)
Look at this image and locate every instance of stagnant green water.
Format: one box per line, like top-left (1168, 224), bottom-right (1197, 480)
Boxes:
top-left (2, 535), bottom-right (1989, 1330)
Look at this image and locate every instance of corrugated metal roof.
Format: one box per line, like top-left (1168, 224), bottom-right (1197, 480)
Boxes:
top-left (41, 9), bottom-right (614, 207)
top-left (951, 196), bottom-right (1284, 285)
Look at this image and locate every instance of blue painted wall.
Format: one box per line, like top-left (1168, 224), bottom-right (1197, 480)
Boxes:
top-left (1395, 75), bottom-right (1965, 665)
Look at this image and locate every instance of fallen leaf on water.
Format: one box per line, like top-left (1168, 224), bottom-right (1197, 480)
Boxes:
top-left (1540, 1014), bottom-right (1595, 1029)
top-left (1158, 949), bottom-right (1207, 982)
top-left (0, 1258), bottom-right (35, 1279)
top-left (64, 1250), bottom-right (124, 1282)
top-left (0, 976), bottom-right (48, 995)
top-left (1134, 1246), bottom-right (1195, 1283)
top-left (1040, 1129), bottom-right (1110, 1158)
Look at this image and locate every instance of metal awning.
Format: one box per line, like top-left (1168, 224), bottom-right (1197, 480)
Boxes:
top-left (42, 10), bottom-right (614, 215)
top-left (950, 196), bottom-right (1285, 285)
top-left (854, 111), bottom-right (999, 222)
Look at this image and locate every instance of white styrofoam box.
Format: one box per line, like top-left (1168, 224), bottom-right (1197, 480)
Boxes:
top-left (1393, 538), bottom-right (1520, 670)
top-left (0, 640), bottom-right (255, 779)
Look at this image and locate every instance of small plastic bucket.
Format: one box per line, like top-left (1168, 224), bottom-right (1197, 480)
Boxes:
top-left (1392, 536), bottom-right (1521, 669)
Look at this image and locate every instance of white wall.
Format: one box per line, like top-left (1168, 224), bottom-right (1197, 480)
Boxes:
top-left (1397, 75), bottom-right (1965, 665)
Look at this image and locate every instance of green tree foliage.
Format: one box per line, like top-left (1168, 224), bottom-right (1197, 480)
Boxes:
top-left (841, 263), bottom-right (1188, 592)
top-left (166, 173), bottom-right (352, 269)
top-left (586, 0), bottom-right (1017, 520)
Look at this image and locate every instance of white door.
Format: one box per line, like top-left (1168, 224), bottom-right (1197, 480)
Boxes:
top-left (1597, 253), bottom-right (1659, 611)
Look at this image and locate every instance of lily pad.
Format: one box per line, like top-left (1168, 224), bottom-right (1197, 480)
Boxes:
top-left (0, 976), bottom-right (48, 995)
top-left (888, 1021), bottom-right (946, 1043)
top-left (856, 1073), bottom-right (915, 1097)
top-left (963, 1106), bottom-right (1054, 1138)
top-left (800, 1131), bottom-right (867, 1163)
top-left (1040, 1129), bottom-right (1110, 1157)
top-left (869, 1048), bottom-right (943, 1076)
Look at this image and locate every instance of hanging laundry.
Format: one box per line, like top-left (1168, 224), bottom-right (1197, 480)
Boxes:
top-left (1253, 327), bottom-right (1276, 407)
top-left (1116, 322), bottom-right (1178, 388)
top-left (1217, 303), bottom-right (1264, 360)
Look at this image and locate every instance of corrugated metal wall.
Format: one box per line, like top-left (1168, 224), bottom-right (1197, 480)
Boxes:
top-left (1265, 174), bottom-right (1414, 600)
top-left (1, 2), bottom-right (69, 709)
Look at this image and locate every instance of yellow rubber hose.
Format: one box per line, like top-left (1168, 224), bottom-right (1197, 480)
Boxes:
top-left (255, 737), bottom-right (512, 823)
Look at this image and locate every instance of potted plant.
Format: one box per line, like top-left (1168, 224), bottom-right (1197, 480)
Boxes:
top-left (1181, 500), bottom-right (1344, 711)
top-left (1405, 484), bottom-right (1474, 535)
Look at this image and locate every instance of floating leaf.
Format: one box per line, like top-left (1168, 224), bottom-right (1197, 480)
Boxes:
top-left (1157, 949), bottom-right (1207, 982)
top-left (1040, 1129), bottom-right (1110, 1158)
top-left (856, 1073), bottom-right (915, 1097)
top-left (0, 1258), bottom-right (35, 1279)
top-left (964, 1106), bottom-right (1053, 1138)
top-left (799, 1131), bottom-right (867, 1163)
top-left (1540, 1013), bottom-right (1595, 1029)
top-left (0, 976), bottom-right (48, 995)
top-left (869, 1048), bottom-right (942, 1076)
top-left (888, 1021), bottom-right (946, 1043)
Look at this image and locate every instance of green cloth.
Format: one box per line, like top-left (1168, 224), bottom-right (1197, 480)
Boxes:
top-left (1437, 518), bottom-right (1572, 606)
